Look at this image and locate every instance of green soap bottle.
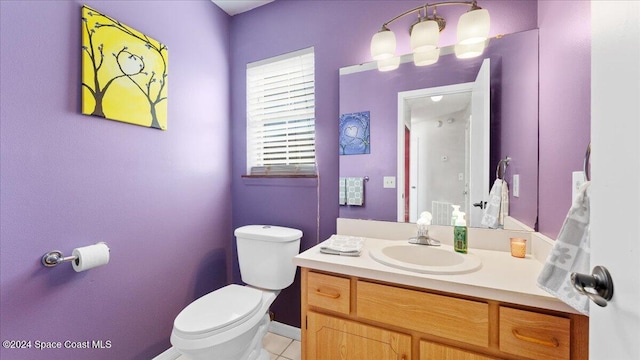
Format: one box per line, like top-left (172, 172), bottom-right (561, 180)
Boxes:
top-left (454, 212), bottom-right (467, 254)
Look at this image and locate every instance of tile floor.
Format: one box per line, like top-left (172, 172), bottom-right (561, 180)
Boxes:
top-left (263, 332), bottom-right (301, 360)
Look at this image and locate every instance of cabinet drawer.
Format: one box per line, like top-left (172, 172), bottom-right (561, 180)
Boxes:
top-left (307, 272), bottom-right (350, 314)
top-left (499, 307), bottom-right (570, 360)
top-left (357, 281), bottom-right (489, 348)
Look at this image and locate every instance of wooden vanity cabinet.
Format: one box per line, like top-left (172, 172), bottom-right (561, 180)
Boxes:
top-left (306, 311), bottom-right (412, 360)
top-left (301, 268), bottom-right (588, 360)
top-left (420, 341), bottom-right (498, 360)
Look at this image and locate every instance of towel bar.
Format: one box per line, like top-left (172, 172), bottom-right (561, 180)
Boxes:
top-left (496, 157), bottom-right (511, 180)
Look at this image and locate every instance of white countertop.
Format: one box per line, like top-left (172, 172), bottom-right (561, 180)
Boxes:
top-left (294, 237), bottom-right (579, 315)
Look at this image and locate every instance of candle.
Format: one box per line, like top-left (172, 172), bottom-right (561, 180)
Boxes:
top-left (510, 238), bottom-right (527, 258)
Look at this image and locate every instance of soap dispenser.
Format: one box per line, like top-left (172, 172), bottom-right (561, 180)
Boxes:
top-left (454, 212), bottom-right (467, 254)
top-left (451, 205), bottom-right (461, 226)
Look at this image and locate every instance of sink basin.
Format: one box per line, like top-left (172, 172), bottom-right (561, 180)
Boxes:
top-left (369, 244), bottom-right (482, 274)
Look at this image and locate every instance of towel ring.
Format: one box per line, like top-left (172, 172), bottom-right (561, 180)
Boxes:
top-left (583, 143), bottom-right (591, 181)
top-left (496, 157), bottom-right (511, 180)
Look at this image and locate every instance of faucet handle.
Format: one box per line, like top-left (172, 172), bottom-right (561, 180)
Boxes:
top-left (408, 236), bottom-right (441, 246)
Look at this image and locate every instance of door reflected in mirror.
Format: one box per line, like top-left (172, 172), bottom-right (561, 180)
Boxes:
top-left (402, 89), bottom-right (471, 224)
top-left (398, 59), bottom-right (490, 227)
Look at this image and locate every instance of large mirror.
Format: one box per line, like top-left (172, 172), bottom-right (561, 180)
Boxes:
top-left (339, 29), bottom-right (539, 229)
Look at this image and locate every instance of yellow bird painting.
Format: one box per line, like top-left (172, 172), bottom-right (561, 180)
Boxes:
top-left (81, 5), bottom-right (168, 130)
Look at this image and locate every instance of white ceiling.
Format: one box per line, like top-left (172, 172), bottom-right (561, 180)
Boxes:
top-left (211, 0), bottom-right (274, 16)
top-left (408, 92), bottom-right (472, 124)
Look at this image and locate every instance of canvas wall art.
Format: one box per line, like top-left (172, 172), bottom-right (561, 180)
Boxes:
top-left (339, 111), bottom-right (370, 155)
top-left (81, 5), bottom-right (168, 130)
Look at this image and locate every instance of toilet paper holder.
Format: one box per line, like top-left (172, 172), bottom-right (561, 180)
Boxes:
top-left (41, 242), bottom-right (108, 268)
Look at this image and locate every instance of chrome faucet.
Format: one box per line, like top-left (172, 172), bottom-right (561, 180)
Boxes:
top-left (408, 235), bottom-right (441, 246)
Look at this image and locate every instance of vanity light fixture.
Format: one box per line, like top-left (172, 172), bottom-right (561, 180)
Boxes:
top-left (430, 95), bottom-right (444, 102)
top-left (370, 0), bottom-right (490, 71)
top-left (377, 56), bottom-right (401, 72)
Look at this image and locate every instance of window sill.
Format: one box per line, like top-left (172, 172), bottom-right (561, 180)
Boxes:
top-left (241, 174), bottom-right (317, 179)
top-left (241, 174), bottom-right (318, 187)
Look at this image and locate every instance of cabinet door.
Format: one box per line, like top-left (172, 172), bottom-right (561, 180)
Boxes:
top-left (419, 341), bottom-right (497, 360)
top-left (306, 311), bottom-right (411, 360)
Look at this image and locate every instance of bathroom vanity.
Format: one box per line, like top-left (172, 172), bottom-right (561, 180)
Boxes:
top-left (293, 220), bottom-right (588, 360)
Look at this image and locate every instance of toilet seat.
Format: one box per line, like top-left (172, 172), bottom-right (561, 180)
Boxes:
top-left (173, 284), bottom-right (263, 338)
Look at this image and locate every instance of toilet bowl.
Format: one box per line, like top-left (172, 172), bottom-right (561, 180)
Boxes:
top-left (170, 225), bottom-right (302, 360)
top-left (170, 285), bottom-right (276, 360)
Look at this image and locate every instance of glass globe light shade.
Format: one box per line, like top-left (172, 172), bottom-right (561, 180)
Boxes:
top-left (455, 41), bottom-right (486, 59)
top-left (370, 28), bottom-right (396, 60)
top-left (457, 8), bottom-right (490, 45)
top-left (414, 48), bottom-right (440, 66)
top-left (411, 20), bottom-right (439, 53)
top-left (377, 56), bottom-right (400, 72)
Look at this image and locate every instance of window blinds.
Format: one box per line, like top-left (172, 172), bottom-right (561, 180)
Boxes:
top-left (246, 48), bottom-right (315, 175)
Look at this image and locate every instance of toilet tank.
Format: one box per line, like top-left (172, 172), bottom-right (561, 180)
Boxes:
top-left (234, 225), bottom-right (302, 290)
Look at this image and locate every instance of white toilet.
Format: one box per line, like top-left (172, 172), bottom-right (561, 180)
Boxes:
top-left (170, 225), bottom-right (302, 360)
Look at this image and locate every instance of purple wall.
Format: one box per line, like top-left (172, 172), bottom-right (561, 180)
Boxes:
top-left (230, 0), bottom-right (537, 327)
top-left (492, 29), bottom-right (540, 228)
top-left (538, 1), bottom-right (591, 239)
top-left (0, 1), bottom-right (591, 357)
top-left (339, 29), bottom-right (539, 228)
top-left (0, 1), bottom-right (231, 359)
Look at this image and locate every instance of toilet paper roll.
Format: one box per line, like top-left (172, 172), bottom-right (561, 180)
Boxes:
top-left (72, 243), bottom-right (110, 272)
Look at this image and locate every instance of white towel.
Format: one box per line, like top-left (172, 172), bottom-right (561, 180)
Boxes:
top-left (346, 177), bottom-right (364, 206)
top-left (320, 235), bottom-right (365, 256)
top-left (338, 177), bottom-right (346, 205)
top-left (537, 182), bottom-right (591, 316)
top-left (499, 180), bottom-right (509, 226)
top-left (481, 179), bottom-right (504, 228)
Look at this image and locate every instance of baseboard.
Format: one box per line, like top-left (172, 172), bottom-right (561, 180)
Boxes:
top-left (151, 346), bottom-right (180, 360)
top-left (268, 321), bottom-right (301, 341)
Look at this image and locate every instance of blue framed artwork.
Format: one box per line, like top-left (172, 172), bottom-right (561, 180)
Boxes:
top-left (339, 111), bottom-right (370, 155)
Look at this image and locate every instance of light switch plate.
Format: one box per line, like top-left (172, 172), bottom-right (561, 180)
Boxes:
top-left (383, 176), bottom-right (396, 189)
top-left (513, 174), bottom-right (520, 197)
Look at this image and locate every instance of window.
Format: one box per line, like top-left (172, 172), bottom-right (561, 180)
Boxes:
top-left (246, 47), bottom-right (315, 176)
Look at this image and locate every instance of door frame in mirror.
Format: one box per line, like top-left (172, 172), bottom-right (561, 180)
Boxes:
top-left (397, 83), bottom-right (473, 223)
top-left (397, 57), bottom-right (490, 226)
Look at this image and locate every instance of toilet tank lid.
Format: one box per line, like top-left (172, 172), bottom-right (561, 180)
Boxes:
top-left (235, 225), bottom-right (302, 242)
